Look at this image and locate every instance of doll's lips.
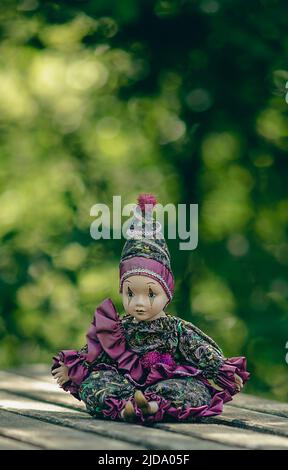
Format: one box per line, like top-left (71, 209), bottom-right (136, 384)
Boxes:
top-left (135, 310), bottom-right (146, 313)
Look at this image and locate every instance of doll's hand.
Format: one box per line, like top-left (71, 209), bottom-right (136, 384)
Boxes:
top-left (234, 373), bottom-right (243, 392)
top-left (52, 361), bottom-right (70, 387)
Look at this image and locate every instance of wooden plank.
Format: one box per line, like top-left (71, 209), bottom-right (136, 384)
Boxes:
top-left (0, 434), bottom-right (40, 450)
top-left (7, 364), bottom-right (58, 385)
top-left (0, 370), bottom-right (85, 412)
top-left (228, 393), bottom-right (288, 419)
top-left (0, 391), bottom-right (237, 450)
top-left (204, 406), bottom-right (288, 437)
top-left (155, 422), bottom-right (288, 450)
top-left (0, 408), bottom-right (142, 450)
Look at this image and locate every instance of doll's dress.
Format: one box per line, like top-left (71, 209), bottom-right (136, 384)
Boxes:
top-left (51, 298), bottom-right (250, 424)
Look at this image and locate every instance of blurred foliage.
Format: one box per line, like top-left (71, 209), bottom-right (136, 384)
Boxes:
top-left (0, 0), bottom-right (288, 402)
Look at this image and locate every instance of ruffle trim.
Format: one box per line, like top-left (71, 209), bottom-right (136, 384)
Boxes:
top-left (95, 298), bottom-right (146, 383)
top-left (95, 383), bottom-right (230, 423)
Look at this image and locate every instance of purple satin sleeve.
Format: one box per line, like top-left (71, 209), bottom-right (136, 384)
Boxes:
top-left (214, 356), bottom-right (250, 395)
top-left (51, 350), bottom-right (90, 400)
top-left (51, 309), bottom-right (104, 400)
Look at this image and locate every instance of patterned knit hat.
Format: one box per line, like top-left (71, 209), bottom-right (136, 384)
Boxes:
top-left (119, 193), bottom-right (175, 307)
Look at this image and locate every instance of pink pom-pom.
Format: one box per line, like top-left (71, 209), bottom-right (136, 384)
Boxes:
top-left (140, 351), bottom-right (176, 369)
top-left (141, 351), bottom-right (161, 368)
top-left (137, 193), bottom-right (158, 213)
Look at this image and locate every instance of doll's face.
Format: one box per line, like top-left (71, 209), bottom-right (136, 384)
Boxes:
top-left (122, 275), bottom-right (169, 322)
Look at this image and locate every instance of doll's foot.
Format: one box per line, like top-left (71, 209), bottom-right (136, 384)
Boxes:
top-left (120, 400), bottom-right (137, 422)
top-left (134, 390), bottom-right (159, 415)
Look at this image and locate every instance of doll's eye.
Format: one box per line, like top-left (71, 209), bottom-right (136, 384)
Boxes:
top-left (148, 289), bottom-right (156, 298)
top-left (127, 288), bottom-right (134, 297)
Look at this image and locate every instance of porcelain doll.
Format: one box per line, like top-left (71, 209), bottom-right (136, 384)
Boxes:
top-left (51, 193), bottom-right (250, 424)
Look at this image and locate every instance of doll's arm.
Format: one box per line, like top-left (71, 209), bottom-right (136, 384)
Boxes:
top-left (177, 319), bottom-right (225, 380)
top-left (177, 319), bottom-right (250, 394)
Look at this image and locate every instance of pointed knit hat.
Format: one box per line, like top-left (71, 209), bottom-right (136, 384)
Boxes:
top-left (119, 193), bottom-right (175, 307)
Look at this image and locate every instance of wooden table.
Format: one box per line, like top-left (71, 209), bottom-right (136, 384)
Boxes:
top-left (0, 364), bottom-right (287, 450)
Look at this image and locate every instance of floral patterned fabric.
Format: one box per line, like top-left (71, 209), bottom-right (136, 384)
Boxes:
top-left (79, 368), bottom-right (135, 418)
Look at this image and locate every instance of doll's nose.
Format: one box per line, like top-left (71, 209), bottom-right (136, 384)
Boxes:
top-left (135, 295), bottom-right (145, 306)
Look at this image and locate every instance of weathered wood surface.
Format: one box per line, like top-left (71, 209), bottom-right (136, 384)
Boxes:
top-left (0, 365), bottom-right (287, 450)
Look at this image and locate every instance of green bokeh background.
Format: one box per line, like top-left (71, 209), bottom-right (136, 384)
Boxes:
top-left (0, 0), bottom-right (288, 402)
